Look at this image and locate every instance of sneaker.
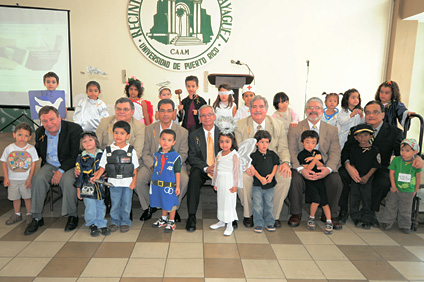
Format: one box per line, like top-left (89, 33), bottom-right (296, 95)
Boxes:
top-left (25, 214), bottom-right (32, 225)
top-left (254, 226), bottom-right (263, 233)
top-left (164, 221), bottom-right (176, 233)
top-left (100, 227), bottom-right (111, 236)
top-left (6, 213), bottom-right (22, 225)
top-left (307, 217), bottom-right (315, 230)
top-left (109, 224), bottom-right (118, 232)
top-left (400, 228), bottom-right (411, 234)
top-left (324, 222), bottom-right (333, 235)
top-left (89, 225), bottom-right (100, 237)
top-left (120, 225), bottom-right (130, 233)
top-left (266, 225), bottom-right (276, 232)
top-left (152, 218), bottom-right (167, 228)
top-left (224, 224), bottom-right (233, 236)
top-left (210, 221), bottom-right (226, 230)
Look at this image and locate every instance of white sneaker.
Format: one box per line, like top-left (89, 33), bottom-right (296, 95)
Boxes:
top-left (210, 221), bottom-right (226, 230)
top-left (224, 224), bottom-right (233, 236)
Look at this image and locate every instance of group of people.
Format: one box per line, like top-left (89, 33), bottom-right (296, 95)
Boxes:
top-left (1, 71), bottom-right (422, 238)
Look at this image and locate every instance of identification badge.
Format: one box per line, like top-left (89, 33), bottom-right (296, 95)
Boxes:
top-left (398, 173), bottom-right (411, 183)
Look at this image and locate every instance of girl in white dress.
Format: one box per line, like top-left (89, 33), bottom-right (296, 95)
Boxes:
top-left (211, 122), bottom-right (243, 236)
top-left (338, 88), bottom-right (365, 149)
top-left (213, 83), bottom-right (237, 121)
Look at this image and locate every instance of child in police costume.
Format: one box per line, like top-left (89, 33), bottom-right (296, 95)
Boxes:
top-left (150, 129), bottom-right (181, 233)
top-left (74, 131), bottom-right (110, 237)
top-left (92, 121), bottom-right (139, 233)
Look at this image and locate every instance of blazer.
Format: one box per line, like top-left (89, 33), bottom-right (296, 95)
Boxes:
top-left (35, 120), bottom-right (83, 172)
top-left (188, 125), bottom-right (220, 171)
top-left (141, 121), bottom-right (189, 168)
top-left (235, 115), bottom-right (290, 164)
top-left (341, 122), bottom-right (403, 168)
top-left (96, 115), bottom-right (145, 160)
top-left (288, 119), bottom-right (341, 171)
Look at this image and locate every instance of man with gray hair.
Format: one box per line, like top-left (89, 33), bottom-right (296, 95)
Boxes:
top-left (287, 97), bottom-right (343, 230)
top-left (235, 95), bottom-right (291, 228)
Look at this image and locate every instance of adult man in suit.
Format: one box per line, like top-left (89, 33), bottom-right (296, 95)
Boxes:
top-left (24, 106), bottom-right (83, 235)
top-left (186, 105), bottom-right (220, 232)
top-left (287, 97), bottom-right (343, 230)
top-left (137, 99), bottom-right (189, 221)
top-left (337, 100), bottom-right (422, 226)
top-left (235, 95), bottom-right (291, 228)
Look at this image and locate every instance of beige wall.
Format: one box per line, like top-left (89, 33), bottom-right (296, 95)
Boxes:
top-left (1, 0), bottom-right (392, 117)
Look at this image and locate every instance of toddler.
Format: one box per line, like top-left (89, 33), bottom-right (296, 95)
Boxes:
top-left (338, 88), bottom-right (364, 149)
top-left (321, 92), bottom-right (341, 126)
top-left (236, 84), bottom-right (255, 120)
top-left (154, 86), bottom-right (178, 122)
top-left (271, 92), bottom-right (299, 132)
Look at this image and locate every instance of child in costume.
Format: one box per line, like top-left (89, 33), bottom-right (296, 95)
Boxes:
top-left (1, 123), bottom-right (39, 225)
top-left (297, 130), bottom-right (333, 235)
top-left (381, 138), bottom-right (422, 234)
top-left (73, 81), bottom-right (109, 131)
top-left (321, 92), bottom-right (341, 127)
top-left (337, 88), bottom-right (365, 149)
top-left (150, 129), bottom-right (182, 233)
top-left (271, 92), bottom-right (299, 132)
top-left (92, 121), bottom-right (139, 233)
top-left (125, 76), bottom-right (153, 125)
top-left (236, 84), bottom-right (255, 120)
top-left (375, 80), bottom-right (414, 127)
top-left (154, 86), bottom-right (178, 122)
top-left (74, 131), bottom-right (110, 237)
top-left (213, 83), bottom-right (237, 120)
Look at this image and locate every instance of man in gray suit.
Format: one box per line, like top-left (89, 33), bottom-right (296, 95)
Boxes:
top-left (287, 97), bottom-right (343, 230)
top-left (136, 99), bottom-right (189, 221)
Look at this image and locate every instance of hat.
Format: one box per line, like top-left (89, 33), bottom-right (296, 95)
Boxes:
top-left (401, 138), bottom-right (420, 151)
top-left (242, 84), bottom-right (255, 94)
top-left (353, 124), bottom-right (374, 135)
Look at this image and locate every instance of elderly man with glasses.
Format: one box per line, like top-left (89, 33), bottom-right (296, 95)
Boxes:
top-left (287, 97), bottom-right (343, 230)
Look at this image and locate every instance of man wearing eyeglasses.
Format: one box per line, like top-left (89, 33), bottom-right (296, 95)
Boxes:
top-left (287, 97), bottom-right (343, 230)
top-left (136, 99), bottom-right (188, 222)
top-left (338, 100), bottom-right (422, 227)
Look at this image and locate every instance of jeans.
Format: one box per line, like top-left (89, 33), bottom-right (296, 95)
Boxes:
top-left (252, 186), bottom-right (274, 227)
top-left (110, 186), bottom-right (133, 226)
top-left (83, 198), bottom-right (107, 228)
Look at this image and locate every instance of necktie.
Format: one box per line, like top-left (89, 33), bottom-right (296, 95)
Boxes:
top-left (257, 125), bottom-right (263, 132)
top-left (207, 132), bottom-right (214, 178)
top-left (312, 125), bottom-right (317, 131)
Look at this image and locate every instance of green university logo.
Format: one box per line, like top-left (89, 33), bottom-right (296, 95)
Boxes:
top-left (128, 0), bottom-right (232, 71)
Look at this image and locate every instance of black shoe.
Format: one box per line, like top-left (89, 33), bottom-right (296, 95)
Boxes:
top-left (140, 206), bottom-right (157, 221)
top-left (353, 219), bottom-right (362, 228)
top-left (362, 222), bottom-right (371, 230)
top-left (232, 220), bottom-right (238, 229)
top-left (24, 218), bottom-right (44, 235)
top-left (337, 208), bottom-right (348, 224)
top-left (175, 211), bottom-right (181, 222)
top-left (100, 227), bottom-right (111, 236)
top-left (274, 219), bottom-right (282, 228)
top-left (243, 216), bottom-right (253, 228)
top-left (90, 224), bottom-right (100, 237)
top-left (186, 215), bottom-right (196, 232)
top-left (65, 216), bottom-right (79, 232)
top-left (371, 218), bottom-right (380, 228)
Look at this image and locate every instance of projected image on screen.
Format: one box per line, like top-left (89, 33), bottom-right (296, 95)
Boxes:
top-left (0, 6), bottom-right (71, 107)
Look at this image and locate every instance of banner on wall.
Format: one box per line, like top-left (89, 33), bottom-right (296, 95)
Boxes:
top-left (28, 90), bottom-right (66, 119)
top-left (127, 0), bottom-right (232, 71)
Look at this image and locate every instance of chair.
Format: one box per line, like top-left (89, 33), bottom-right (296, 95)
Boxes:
top-left (45, 184), bottom-right (62, 211)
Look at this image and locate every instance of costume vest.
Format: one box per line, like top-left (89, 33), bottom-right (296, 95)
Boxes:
top-left (105, 145), bottom-right (134, 179)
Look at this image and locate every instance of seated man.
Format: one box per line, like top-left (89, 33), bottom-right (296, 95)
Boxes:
top-left (25, 106), bottom-right (83, 235)
top-left (235, 95), bottom-right (291, 228)
top-left (287, 97), bottom-right (343, 230)
top-left (136, 99), bottom-right (189, 221)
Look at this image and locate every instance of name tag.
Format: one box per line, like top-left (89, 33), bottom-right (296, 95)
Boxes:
top-left (398, 173), bottom-right (411, 183)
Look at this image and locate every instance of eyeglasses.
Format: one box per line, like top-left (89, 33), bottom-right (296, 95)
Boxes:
top-left (365, 110), bottom-right (381, 116)
top-left (116, 107), bottom-right (131, 112)
top-left (200, 113), bottom-right (214, 118)
top-left (158, 109), bottom-right (173, 113)
top-left (306, 106), bottom-right (322, 110)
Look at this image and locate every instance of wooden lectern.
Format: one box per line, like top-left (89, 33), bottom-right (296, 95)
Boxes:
top-left (208, 73), bottom-right (254, 107)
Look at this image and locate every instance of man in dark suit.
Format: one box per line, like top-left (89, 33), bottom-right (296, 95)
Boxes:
top-left (337, 100), bottom-right (422, 226)
top-left (185, 105), bottom-right (220, 232)
top-left (25, 106), bottom-right (83, 235)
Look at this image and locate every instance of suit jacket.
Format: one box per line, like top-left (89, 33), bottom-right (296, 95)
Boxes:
top-left (288, 119), bottom-right (341, 171)
top-left (188, 126), bottom-right (220, 171)
top-left (35, 120), bottom-right (83, 172)
top-left (235, 115), bottom-right (290, 163)
top-left (177, 95), bottom-right (207, 129)
top-left (141, 121), bottom-right (189, 168)
top-left (341, 122), bottom-right (402, 168)
top-left (96, 115), bottom-right (145, 160)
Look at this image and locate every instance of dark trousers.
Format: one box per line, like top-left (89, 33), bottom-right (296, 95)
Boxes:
top-left (288, 169), bottom-right (342, 218)
top-left (339, 166), bottom-right (390, 212)
top-left (187, 167), bottom-right (210, 215)
top-left (350, 176), bottom-right (373, 222)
